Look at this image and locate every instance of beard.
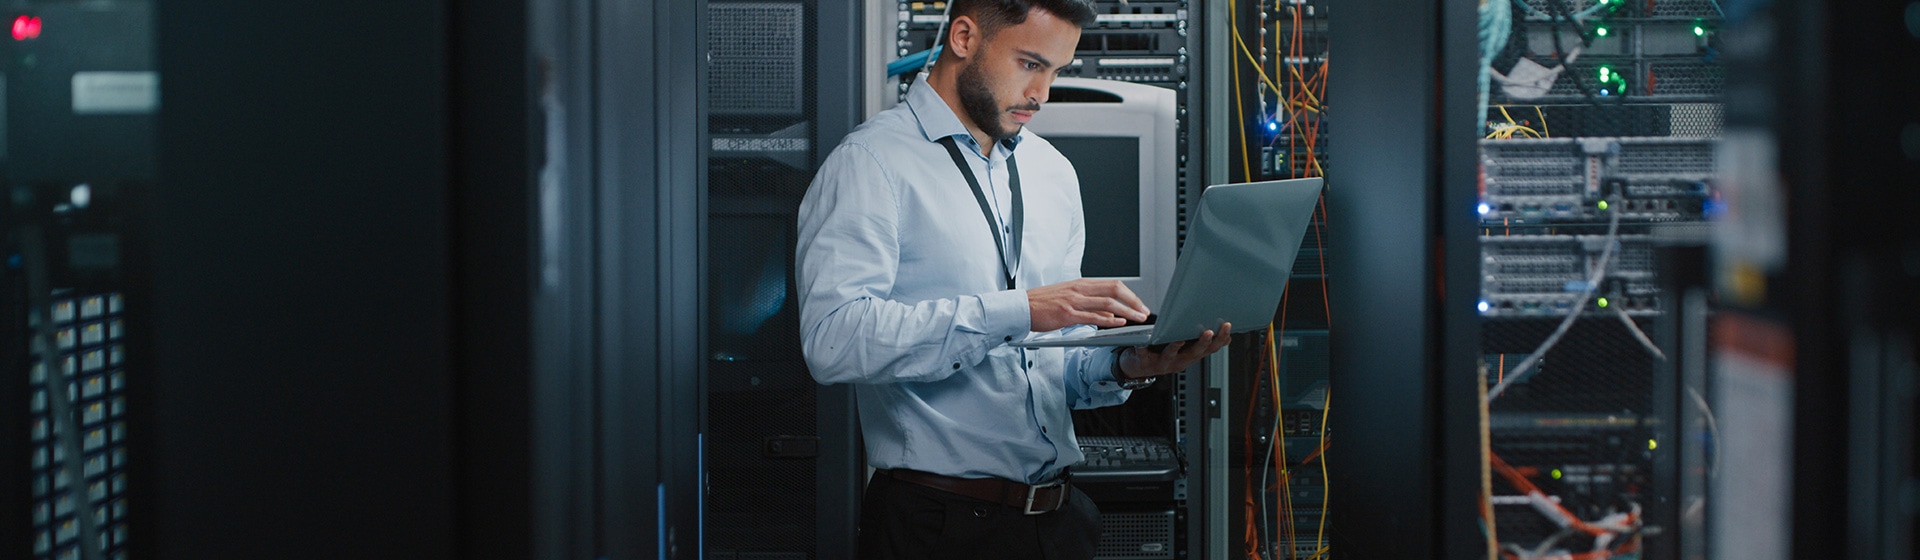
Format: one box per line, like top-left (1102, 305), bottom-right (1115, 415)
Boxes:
top-left (957, 60), bottom-right (1040, 142)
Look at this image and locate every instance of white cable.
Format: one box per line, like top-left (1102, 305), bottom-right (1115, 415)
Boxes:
top-left (1259, 327), bottom-right (1283, 559)
top-left (920, 0), bottom-right (956, 74)
top-left (1488, 198), bottom-right (1623, 400)
top-left (1613, 306), bottom-right (1666, 361)
top-left (1259, 409), bottom-right (1279, 559)
top-left (1686, 386), bottom-right (1721, 480)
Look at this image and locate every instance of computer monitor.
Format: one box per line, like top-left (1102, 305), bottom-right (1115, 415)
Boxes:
top-left (1026, 78), bottom-right (1179, 308)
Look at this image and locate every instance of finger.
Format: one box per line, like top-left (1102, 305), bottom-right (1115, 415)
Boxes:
top-left (1180, 332), bottom-right (1215, 358)
top-left (1159, 340), bottom-right (1189, 359)
top-left (1105, 281), bottom-right (1151, 317)
top-left (1077, 310), bottom-right (1126, 327)
top-left (1090, 296), bottom-right (1147, 322)
top-left (1207, 333), bottom-right (1231, 353)
top-left (1209, 324), bottom-right (1234, 351)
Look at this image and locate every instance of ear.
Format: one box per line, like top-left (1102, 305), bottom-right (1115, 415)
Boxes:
top-left (946, 15), bottom-right (980, 60)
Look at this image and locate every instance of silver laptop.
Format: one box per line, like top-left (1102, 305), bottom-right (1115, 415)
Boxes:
top-left (1013, 177), bottom-right (1322, 348)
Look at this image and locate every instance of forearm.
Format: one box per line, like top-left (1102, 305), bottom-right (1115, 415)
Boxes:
top-left (801, 289), bottom-right (1029, 385)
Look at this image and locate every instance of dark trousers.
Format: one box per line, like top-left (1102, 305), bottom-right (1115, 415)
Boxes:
top-left (857, 471), bottom-right (1102, 560)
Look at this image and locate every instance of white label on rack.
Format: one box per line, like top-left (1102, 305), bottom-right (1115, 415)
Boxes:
top-left (1097, 57), bottom-right (1176, 67)
top-left (72, 72), bottom-right (159, 115)
top-left (1096, 13), bottom-right (1179, 23)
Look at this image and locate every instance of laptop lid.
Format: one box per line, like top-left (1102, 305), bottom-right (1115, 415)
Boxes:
top-left (1148, 178), bottom-right (1323, 345)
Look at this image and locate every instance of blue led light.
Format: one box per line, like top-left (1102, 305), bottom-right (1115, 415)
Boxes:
top-left (1266, 121), bottom-right (1279, 132)
top-left (1477, 202), bottom-right (1492, 215)
top-left (1477, 300), bottom-right (1492, 313)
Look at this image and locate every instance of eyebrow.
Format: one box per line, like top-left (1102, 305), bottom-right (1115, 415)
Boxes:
top-left (1016, 49), bottom-right (1055, 69)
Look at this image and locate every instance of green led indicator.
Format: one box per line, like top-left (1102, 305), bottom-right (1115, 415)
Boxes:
top-left (1599, 66), bottom-right (1612, 80)
top-left (1597, 297), bottom-right (1610, 308)
top-left (1694, 26), bottom-right (1706, 36)
top-left (1596, 26), bottom-right (1610, 37)
top-left (1649, 439), bottom-right (1659, 450)
top-left (1597, 200), bottom-right (1610, 210)
top-left (1551, 469), bottom-right (1563, 480)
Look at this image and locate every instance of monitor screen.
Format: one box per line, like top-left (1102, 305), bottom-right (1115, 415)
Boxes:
top-left (1048, 136), bottom-right (1141, 278)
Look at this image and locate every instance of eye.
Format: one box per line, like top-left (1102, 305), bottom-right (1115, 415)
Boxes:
top-left (1023, 61), bottom-right (1042, 71)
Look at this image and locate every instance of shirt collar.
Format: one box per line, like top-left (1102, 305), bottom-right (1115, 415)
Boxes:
top-left (904, 73), bottom-right (1026, 154)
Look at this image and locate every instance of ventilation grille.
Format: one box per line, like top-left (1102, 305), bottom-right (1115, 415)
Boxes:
top-left (1668, 103), bottom-right (1724, 138)
top-left (1095, 510), bottom-right (1177, 560)
top-left (708, 3), bottom-right (805, 116)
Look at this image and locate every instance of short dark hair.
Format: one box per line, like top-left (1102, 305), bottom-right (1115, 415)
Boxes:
top-left (951, 0), bottom-right (1098, 37)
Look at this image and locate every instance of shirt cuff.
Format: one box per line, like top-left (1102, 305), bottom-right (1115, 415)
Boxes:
top-left (1090, 348), bottom-right (1131, 392)
top-left (978, 288), bottom-right (1032, 345)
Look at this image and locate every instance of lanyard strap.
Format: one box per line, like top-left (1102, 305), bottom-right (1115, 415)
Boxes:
top-left (937, 136), bottom-right (1023, 291)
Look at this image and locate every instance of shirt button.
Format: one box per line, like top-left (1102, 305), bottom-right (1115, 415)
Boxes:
top-left (1027, 361), bottom-right (1034, 367)
top-left (1005, 336), bottom-right (1013, 342)
top-left (1042, 426), bottom-right (1048, 433)
top-left (952, 362), bottom-right (961, 370)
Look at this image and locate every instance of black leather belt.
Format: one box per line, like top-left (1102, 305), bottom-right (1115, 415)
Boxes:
top-left (879, 468), bottom-right (1069, 515)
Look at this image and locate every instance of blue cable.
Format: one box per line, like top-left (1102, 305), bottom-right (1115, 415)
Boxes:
top-left (887, 46), bottom-right (943, 78)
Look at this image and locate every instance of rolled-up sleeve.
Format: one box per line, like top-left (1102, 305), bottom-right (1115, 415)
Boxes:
top-left (796, 143), bottom-right (1031, 385)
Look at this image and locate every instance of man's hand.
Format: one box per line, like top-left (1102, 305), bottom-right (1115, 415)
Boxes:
top-left (1117, 323), bottom-right (1233, 379)
top-left (1027, 279), bottom-right (1151, 333)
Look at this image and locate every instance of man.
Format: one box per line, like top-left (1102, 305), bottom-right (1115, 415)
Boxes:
top-left (795, 1), bottom-right (1230, 557)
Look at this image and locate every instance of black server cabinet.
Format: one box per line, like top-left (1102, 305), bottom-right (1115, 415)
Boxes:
top-left (704, 1), bottom-right (863, 558)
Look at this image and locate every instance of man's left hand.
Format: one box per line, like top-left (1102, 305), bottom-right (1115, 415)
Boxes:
top-left (1116, 322), bottom-right (1233, 380)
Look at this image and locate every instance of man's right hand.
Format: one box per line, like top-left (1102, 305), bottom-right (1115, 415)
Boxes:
top-left (1027, 279), bottom-right (1151, 333)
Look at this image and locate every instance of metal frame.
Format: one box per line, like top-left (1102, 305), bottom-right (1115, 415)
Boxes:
top-left (1325, 0), bottom-right (1483, 557)
top-left (593, 0), bottom-right (706, 556)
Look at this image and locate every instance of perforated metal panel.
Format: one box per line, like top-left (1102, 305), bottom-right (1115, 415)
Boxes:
top-left (1667, 103), bottom-right (1724, 138)
top-left (1647, 0), bottom-right (1721, 17)
top-left (708, 2), bottom-right (805, 116)
top-left (1095, 510), bottom-right (1176, 560)
top-left (1615, 138), bottom-right (1715, 176)
top-left (1648, 61), bottom-right (1725, 97)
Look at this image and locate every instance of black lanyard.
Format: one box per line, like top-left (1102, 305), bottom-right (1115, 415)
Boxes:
top-left (938, 136), bottom-right (1023, 291)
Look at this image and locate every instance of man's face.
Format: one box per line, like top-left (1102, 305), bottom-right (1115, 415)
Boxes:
top-left (954, 9), bottom-right (1082, 142)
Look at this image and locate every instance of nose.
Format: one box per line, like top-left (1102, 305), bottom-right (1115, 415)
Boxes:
top-left (1028, 73), bottom-right (1053, 105)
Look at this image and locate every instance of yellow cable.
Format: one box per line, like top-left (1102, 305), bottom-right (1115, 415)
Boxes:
top-left (1285, 62), bottom-right (1322, 108)
top-left (1535, 105), bottom-right (1551, 138)
top-left (1232, 26), bottom-right (1284, 94)
top-left (1231, 0), bottom-right (1251, 182)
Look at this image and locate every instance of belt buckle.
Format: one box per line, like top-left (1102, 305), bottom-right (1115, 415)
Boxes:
top-left (1022, 479), bottom-right (1065, 515)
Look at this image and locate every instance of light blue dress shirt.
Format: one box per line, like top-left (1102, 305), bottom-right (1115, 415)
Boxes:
top-left (796, 74), bottom-right (1134, 484)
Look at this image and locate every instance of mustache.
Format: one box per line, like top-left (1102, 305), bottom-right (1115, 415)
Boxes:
top-left (1008, 103), bottom-right (1041, 112)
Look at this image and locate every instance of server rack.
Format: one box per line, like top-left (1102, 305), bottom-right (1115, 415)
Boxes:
top-left (4, 3), bottom-right (153, 558)
top-left (1474, 1), bottom-right (1725, 556)
top-left (1215, 0), bottom-right (1334, 556)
